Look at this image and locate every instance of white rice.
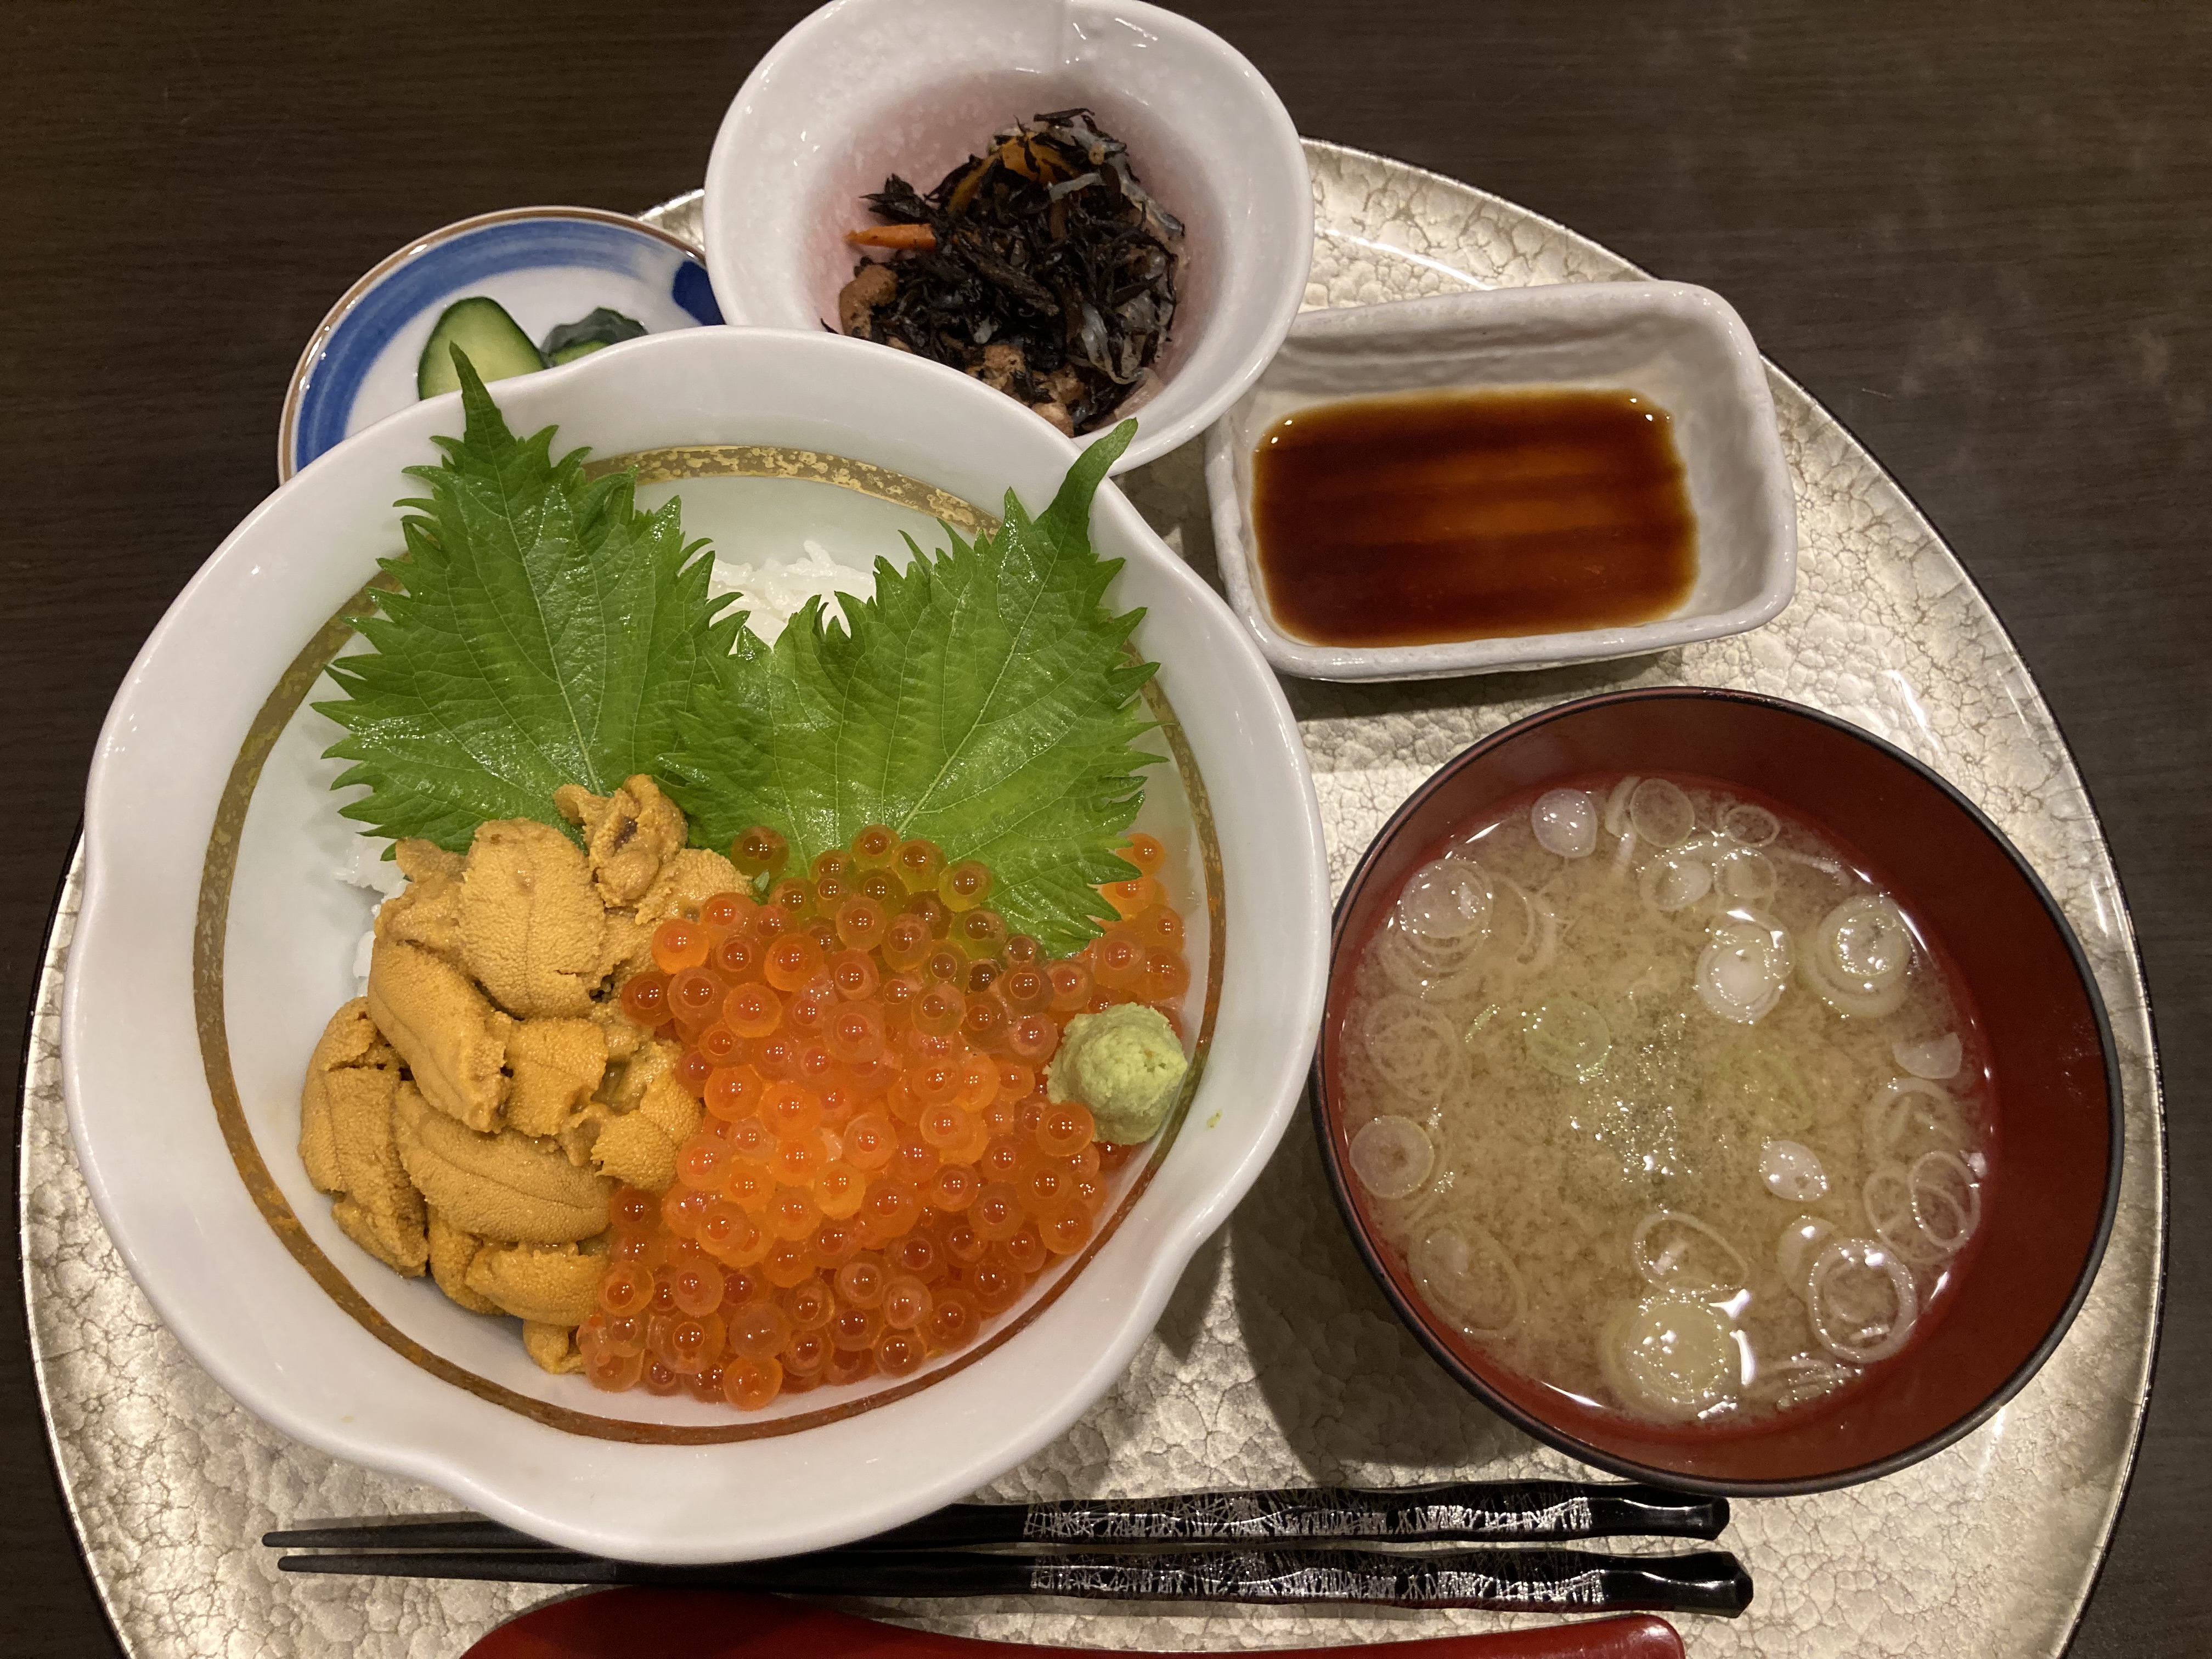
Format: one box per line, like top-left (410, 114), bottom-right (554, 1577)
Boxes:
top-left (709, 540), bottom-right (877, 645)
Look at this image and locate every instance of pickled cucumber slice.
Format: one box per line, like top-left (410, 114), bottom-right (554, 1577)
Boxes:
top-left (417, 296), bottom-right (543, 397)
top-left (541, 306), bottom-right (647, 366)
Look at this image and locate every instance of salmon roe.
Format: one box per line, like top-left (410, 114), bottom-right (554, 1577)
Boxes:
top-left (585, 828), bottom-right (1190, 1411)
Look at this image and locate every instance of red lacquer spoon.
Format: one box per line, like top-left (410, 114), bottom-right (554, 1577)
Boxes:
top-left (463, 1589), bottom-right (1684, 1658)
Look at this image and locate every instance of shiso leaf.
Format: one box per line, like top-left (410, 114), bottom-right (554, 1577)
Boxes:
top-left (666, 420), bottom-right (1158, 953)
top-left (314, 348), bottom-right (748, 851)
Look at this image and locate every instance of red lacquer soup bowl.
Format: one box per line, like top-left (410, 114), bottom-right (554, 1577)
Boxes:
top-left (1312, 687), bottom-right (2121, 1495)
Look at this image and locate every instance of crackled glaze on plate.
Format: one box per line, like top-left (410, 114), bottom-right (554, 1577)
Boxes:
top-left (21, 147), bottom-right (2160, 1657)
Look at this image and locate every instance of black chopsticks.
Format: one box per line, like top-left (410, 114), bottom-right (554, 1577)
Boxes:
top-left (267, 1480), bottom-right (1726, 1553)
top-left (871, 1480), bottom-right (1730, 1548)
top-left (265, 1481), bottom-right (1751, 1618)
top-left (274, 1542), bottom-right (1751, 1615)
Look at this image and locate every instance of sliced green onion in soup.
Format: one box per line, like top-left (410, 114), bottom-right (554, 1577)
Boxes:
top-left (1714, 847), bottom-right (1776, 906)
top-left (1531, 788), bottom-right (1598, 859)
top-left (1807, 1238), bottom-right (1920, 1364)
top-left (1395, 855), bottom-right (1493, 953)
top-left (1354, 995), bottom-right (1468, 1108)
top-left (1639, 850), bottom-right (1713, 913)
top-left (1348, 1115), bottom-right (1435, 1199)
top-left (1372, 919), bottom-right (1485, 1001)
top-left (1861, 1163), bottom-right (1949, 1269)
top-left (1862, 1076), bottom-right (1967, 1164)
top-left (1759, 1138), bottom-right (1829, 1201)
top-left (1776, 1215), bottom-right (1835, 1302)
top-left (1628, 778), bottom-right (1697, 848)
top-left (1892, 1032), bottom-right (1962, 1079)
top-left (1695, 912), bottom-right (1792, 1024)
top-left (1831, 895), bottom-right (1912, 980)
top-left (1410, 1224), bottom-right (1525, 1337)
top-left (1801, 895), bottom-right (1913, 1017)
top-left (1602, 1294), bottom-right (1741, 1421)
top-left (1523, 996), bottom-right (1611, 1080)
top-left (1492, 877), bottom-right (1558, 977)
top-left (1909, 1149), bottom-right (1982, 1254)
top-left (1746, 1351), bottom-right (1853, 1410)
top-left (1601, 775), bottom-right (1641, 838)
top-left (1720, 802), bottom-right (1780, 847)
top-left (1631, 1210), bottom-right (1751, 1295)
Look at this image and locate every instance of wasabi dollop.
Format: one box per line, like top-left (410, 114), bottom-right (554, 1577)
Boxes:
top-left (1045, 1003), bottom-right (1188, 1143)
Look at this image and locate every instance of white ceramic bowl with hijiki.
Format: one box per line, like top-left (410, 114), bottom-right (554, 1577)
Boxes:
top-left (703, 0), bottom-right (1312, 475)
top-left (63, 326), bottom-right (1328, 1562)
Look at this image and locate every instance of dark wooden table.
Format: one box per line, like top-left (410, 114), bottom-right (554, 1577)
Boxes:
top-left (3, 2), bottom-right (2204, 1653)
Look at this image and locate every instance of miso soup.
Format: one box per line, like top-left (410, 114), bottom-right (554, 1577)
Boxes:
top-left (1338, 772), bottom-right (1993, 1427)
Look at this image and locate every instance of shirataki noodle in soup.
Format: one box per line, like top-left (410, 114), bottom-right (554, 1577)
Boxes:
top-left (1338, 772), bottom-right (1994, 1428)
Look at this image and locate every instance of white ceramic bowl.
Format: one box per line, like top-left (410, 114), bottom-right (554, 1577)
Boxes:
top-left (64, 327), bottom-right (1329, 1562)
top-left (1204, 281), bottom-right (1799, 680)
top-left (703, 0), bottom-right (1312, 475)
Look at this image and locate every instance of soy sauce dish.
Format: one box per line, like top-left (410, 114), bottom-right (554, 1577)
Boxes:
top-left (1312, 689), bottom-right (2120, 1495)
top-left (1204, 283), bottom-right (1798, 681)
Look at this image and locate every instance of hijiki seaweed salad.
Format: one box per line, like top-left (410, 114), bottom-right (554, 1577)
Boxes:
top-left (297, 352), bottom-right (1198, 1410)
top-left (838, 109), bottom-right (1184, 437)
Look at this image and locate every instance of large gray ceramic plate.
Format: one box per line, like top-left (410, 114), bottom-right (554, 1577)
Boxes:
top-left (21, 144), bottom-right (2162, 1657)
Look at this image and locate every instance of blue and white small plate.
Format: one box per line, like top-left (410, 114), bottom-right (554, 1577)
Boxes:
top-left (278, 206), bottom-right (722, 479)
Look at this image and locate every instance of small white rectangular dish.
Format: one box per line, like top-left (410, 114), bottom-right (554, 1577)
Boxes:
top-left (1203, 281), bottom-right (1798, 681)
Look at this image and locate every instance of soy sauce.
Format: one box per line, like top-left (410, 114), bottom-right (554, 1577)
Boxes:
top-left (1249, 389), bottom-right (1697, 647)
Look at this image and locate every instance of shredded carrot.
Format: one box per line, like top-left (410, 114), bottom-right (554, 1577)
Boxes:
top-left (845, 224), bottom-right (937, 250)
